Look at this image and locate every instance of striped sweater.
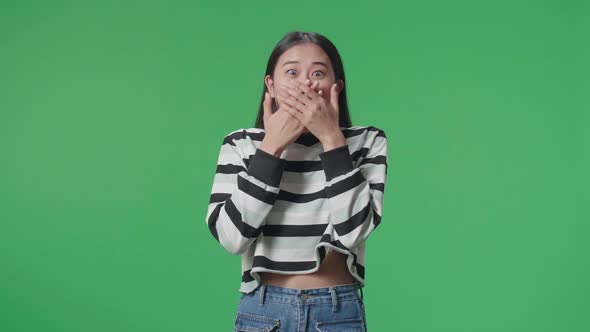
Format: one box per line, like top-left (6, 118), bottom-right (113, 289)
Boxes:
top-left (206, 125), bottom-right (389, 294)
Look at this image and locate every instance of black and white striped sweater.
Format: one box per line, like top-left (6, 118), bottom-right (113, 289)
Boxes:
top-left (206, 125), bottom-right (389, 294)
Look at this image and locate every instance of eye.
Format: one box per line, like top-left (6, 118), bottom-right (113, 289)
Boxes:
top-left (286, 69), bottom-right (324, 77)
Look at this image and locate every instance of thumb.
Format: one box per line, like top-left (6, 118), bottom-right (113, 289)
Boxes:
top-left (262, 92), bottom-right (272, 127)
top-left (330, 83), bottom-right (339, 113)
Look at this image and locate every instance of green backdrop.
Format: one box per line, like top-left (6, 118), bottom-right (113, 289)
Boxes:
top-left (1, 0), bottom-right (588, 331)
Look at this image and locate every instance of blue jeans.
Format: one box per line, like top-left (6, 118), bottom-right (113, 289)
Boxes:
top-left (234, 281), bottom-right (367, 332)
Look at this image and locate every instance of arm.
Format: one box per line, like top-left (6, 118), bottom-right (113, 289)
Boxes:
top-left (319, 128), bottom-right (389, 250)
top-left (206, 132), bottom-right (286, 255)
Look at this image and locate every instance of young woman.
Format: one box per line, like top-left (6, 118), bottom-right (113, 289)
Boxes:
top-left (206, 30), bottom-right (388, 331)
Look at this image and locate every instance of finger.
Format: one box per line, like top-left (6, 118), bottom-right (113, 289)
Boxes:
top-left (308, 80), bottom-right (322, 96)
top-left (288, 80), bottom-right (317, 101)
top-left (330, 83), bottom-right (339, 113)
top-left (306, 79), bottom-right (320, 93)
top-left (281, 102), bottom-right (305, 123)
top-left (312, 81), bottom-right (323, 96)
top-left (280, 97), bottom-right (310, 124)
top-left (279, 85), bottom-right (309, 111)
top-left (305, 79), bottom-right (320, 97)
top-left (262, 91), bottom-right (272, 125)
top-left (310, 80), bottom-right (320, 92)
top-left (278, 89), bottom-right (305, 114)
top-left (288, 80), bottom-right (320, 102)
top-left (282, 85), bottom-right (312, 109)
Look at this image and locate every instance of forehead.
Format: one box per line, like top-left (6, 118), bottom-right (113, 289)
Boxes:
top-left (277, 43), bottom-right (331, 66)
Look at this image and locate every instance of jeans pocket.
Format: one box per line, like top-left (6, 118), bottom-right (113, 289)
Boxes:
top-left (234, 311), bottom-right (280, 332)
top-left (315, 317), bottom-right (366, 332)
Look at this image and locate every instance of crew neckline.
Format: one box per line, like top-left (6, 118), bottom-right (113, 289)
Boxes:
top-left (294, 130), bottom-right (318, 145)
top-left (293, 126), bottom-right (348, 146)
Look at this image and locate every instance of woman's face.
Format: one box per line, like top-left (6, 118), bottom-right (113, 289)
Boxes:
top-left (265, 43), bottom-right (344, 133)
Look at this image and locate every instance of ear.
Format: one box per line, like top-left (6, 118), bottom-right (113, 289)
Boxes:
top-left (336, 80), bottom-right (344, 94)
top-left (264, 75), bottom-right (275, 98)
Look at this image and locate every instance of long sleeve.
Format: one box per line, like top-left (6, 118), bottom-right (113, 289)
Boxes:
top-left (319, 129), bottom-right (388, 251)
top-left (206, 133), bottom-right (286, 255)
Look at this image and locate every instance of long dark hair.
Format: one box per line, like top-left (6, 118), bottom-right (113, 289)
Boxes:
top-left (253, 31), bottom-right (353, 129)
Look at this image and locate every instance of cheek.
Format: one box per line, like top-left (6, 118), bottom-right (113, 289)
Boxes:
top-left (275, 89), bottom-right (286, 102)
top-left (275, 84), bottom-right (289, 98)
top-left (317, 87), bottom-right (329, 101)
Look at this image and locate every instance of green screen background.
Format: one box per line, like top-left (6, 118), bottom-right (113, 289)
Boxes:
top-left (1, 0), bottom-right (588, 331)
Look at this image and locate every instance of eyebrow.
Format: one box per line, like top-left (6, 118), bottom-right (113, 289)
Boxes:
top-left (282, 60), bottom-right (328, 68)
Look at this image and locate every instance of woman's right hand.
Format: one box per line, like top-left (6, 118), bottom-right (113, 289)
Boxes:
top-left (260, 80), bottom-right (319, 156)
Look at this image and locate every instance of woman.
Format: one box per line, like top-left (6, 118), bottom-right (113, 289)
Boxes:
top-left (206, 30), bottom-right (389, 331)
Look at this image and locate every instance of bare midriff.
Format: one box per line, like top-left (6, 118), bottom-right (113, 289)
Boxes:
top-left (260, 249), bottom-right (356, 290)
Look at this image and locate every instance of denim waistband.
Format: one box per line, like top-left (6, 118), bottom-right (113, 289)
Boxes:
top-left (250, 281), bottom-right (364, 308)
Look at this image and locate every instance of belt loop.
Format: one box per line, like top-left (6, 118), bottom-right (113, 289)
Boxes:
top-left (329, 287), bottom-right (338, 312)
top-left (359, 284), bottom-right (364, 301)
top-left (354, 280), bottom-right (364, 301)
top-left (259, 284), bottom-right (266, 306)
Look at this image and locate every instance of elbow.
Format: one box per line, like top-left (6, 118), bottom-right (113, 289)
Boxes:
top-left (207, 226), bottom-right (252, 255)
top-left (206, 206), bottom-right (259, 256)
top-left (219, 237), bottom-right (254, 255)
top-left (210, 220), bottom-right (255, 255)
top-left (335, 209), bottom-right (381, 250)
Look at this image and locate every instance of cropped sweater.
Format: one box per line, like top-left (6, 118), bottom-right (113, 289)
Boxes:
top-left (206, 125), bottom-right (389, 294)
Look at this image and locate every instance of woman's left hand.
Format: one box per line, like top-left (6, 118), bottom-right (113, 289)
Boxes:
top-left (278, 79), bottom-right (345, 148)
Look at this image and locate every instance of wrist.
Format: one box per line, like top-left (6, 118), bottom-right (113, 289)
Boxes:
top-left (260, 139), bottom-right (283, 157)
top-left (320, 132), bottom-right (347, 152)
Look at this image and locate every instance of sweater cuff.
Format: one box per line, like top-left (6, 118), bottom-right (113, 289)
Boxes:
top-left (319, 144), bottom-right (355, 181)
top-left (247, 148), bottom-right (286, 187)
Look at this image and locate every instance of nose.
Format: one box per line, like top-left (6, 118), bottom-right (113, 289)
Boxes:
top-left (300, 78), bottom-right (314, 85)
